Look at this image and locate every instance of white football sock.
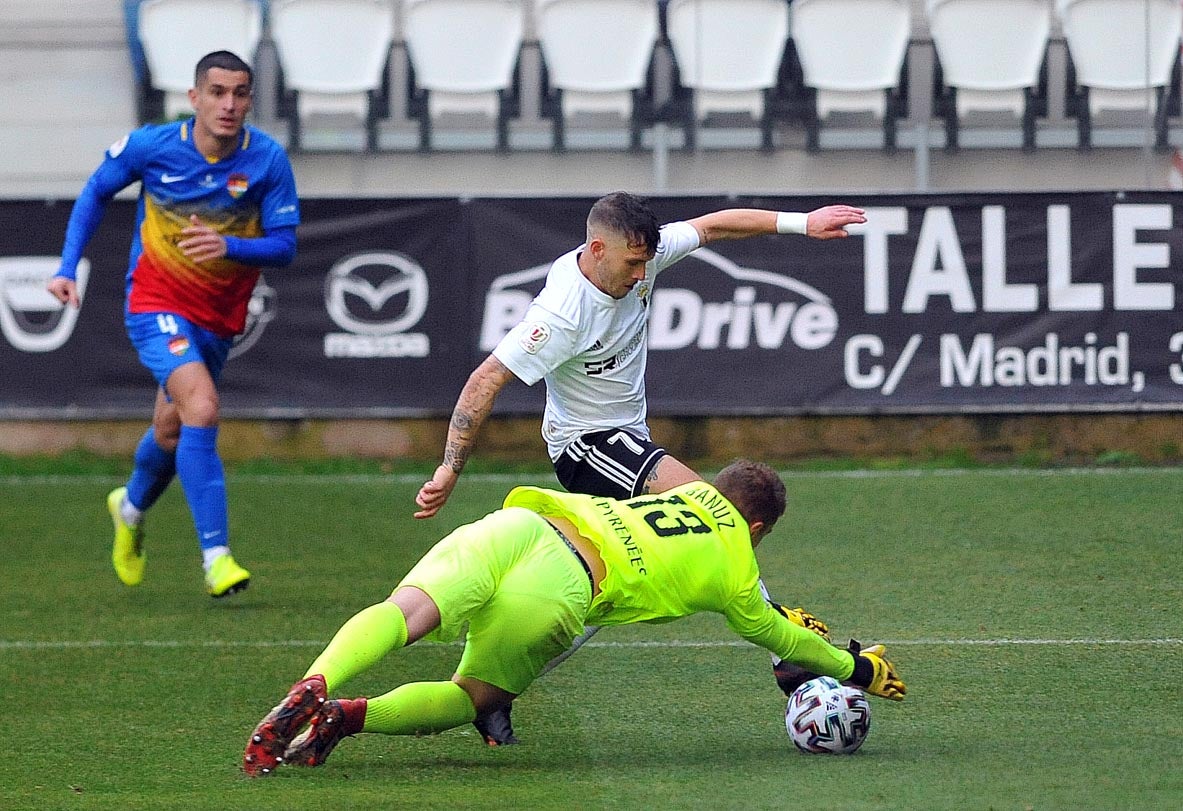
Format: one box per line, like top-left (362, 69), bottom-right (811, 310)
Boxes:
top-left (120, 496), bottom-right (143, 527)
top-left (202, 545), bottom-right (231, 572)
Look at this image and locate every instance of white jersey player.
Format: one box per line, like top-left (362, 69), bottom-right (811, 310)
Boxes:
top-left (416, 192), bottom-right (866, 517)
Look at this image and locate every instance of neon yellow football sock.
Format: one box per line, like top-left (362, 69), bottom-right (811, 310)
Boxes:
top-left (303, 601), bottom-right (408, 693)
top-left (362, 681), bottom-right (476, 736)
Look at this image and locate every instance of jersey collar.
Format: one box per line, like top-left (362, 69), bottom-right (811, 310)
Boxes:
top-left (179, 118), bottom-right (251, 162)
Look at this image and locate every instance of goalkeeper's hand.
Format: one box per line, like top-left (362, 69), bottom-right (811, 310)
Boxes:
top-left (846, 640), bottom-right (907, 701)
top-left (770, 602), bottom-right (831, 642)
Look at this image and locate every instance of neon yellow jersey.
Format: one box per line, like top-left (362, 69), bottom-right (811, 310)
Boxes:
top-left (502, 481), bottom-right (854, 679)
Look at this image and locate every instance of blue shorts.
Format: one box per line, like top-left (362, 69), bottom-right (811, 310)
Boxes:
top-left (125, 312), bottom-right (232, 392)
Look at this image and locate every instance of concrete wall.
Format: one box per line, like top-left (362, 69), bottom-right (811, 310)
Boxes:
top-left (2, 414), bottom-right (1180, 467)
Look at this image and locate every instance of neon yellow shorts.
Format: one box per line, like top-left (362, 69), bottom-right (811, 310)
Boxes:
top-left (397, 507), bottom-right (592, 695)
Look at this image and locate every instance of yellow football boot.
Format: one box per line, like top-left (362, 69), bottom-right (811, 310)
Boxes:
top-left (107, 487), bottom-right (146, 586)
top-left (205, 553), bottom-right (251, 598)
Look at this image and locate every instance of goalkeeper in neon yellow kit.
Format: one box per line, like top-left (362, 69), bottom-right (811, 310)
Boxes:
top-left (243, 460), bottom-right (906, 775)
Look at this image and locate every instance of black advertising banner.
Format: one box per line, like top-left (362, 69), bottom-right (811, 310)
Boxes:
top-left (0, 198), bottom-right (474, 416)
top-left (1, 192), bottom-right (1181, 417)
top-left (224, 197), bottom-right (474, 414)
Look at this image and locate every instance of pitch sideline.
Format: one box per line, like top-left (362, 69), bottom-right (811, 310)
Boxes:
top-left (5, 466), bottom-right (1183, 488)
top-left (1, 637), bottom-right (1179, 650)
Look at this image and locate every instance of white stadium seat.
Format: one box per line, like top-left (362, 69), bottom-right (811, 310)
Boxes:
top-left (1058, 0), bottom-right (1183, 148)
top-left (789, 0), bottom-right (910, 150)
top-left (136, 0), bottom-right (263, 120)
top-left (402, 0), bottom-right (525, 150)
top-left (664, 0), bottom-right (791, 150)
top-left (534, 0), bottom-right (660, 150)
top-left (927, 0), bottom-right (1052, 150)
top-left (271, 0), bottom-right (396, 151)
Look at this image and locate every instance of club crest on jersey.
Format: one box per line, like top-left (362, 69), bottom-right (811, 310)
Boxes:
top-left (519, 322), bottom-right (551, 354)
top-left (107, 134), bottom-right (130, 159)
top-left (168, 336), bottom-right (191, 356)
top-left (227, 173), bottom-right (249, 198)
top-left (635, 283), bottom-right (650, 303)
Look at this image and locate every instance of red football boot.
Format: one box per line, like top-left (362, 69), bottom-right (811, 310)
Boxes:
top-left (243, 674), bottom-right (327, 776)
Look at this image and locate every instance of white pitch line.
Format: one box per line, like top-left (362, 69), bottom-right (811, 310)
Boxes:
top-left (4, 467), bottom-right (1183, 487)
top-left (1, 638), bottom-right (1179, 651)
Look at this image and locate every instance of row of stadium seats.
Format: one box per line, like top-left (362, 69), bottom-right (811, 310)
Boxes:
top-left (128, 0), bottom-right (1183, 152)
top-left (927, 0), bottom-right (1182, 150)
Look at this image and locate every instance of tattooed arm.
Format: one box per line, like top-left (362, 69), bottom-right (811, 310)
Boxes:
top-left (414, 354), bottom-right (518, 519)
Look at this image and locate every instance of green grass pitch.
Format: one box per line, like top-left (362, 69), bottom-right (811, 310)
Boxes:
top-left (2, 467), bottom-right (1180, 810)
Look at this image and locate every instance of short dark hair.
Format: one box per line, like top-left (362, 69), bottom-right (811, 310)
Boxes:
top-left (587, 192), bottom-right (661, 254)
top-left (713, 459), bottom-right (787, 532)
top-left (195, 51), bottom-right (253, 88)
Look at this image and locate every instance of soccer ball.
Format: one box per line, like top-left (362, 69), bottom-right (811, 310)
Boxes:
top-left (785, 676), bottom-right (871, 754)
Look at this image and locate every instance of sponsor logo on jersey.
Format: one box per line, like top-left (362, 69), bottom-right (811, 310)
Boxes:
top-left (227, 173), bottom-right (249, 198)
top-left (323, 251), bottom-right (430, 358)
top-left (0, 257), bottom-right (90, 352)
top-left (519, 322), bottom-right (551, 354)
top-left (168, 336), bottom-right (190, 356)
top-left (583, 356), bottom-right (617, 375)
top-left (160, 173), bottom-right (185, 184)
top-left (585, 327), bottom-right (645, 376)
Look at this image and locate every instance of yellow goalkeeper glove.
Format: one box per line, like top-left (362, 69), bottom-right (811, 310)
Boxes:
top-left (769, 603), bottom-right (832, 696)
top-left (846, 640), bottom-right (907, 701)
top-left (771, 602), bottom-right (831, 642)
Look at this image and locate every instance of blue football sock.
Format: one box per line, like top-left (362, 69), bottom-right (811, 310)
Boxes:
top-left (126, 427), bottom-right (176, 512)
top-left (176, 424), bottom-right (229, 551)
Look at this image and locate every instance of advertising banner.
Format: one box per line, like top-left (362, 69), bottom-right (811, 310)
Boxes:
top-left (1, 192), bottom-right (1180, 417)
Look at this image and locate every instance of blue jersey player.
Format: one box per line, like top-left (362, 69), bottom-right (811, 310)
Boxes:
top-left (48, 51), bottom-right (300, 598)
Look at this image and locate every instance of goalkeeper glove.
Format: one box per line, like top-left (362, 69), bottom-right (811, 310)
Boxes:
top-left (845, 639), bottom-right (907, 701)
top-left (769, 603), bottom-right (831, 696)
top-left (770, 602), bottom-right (831, 642)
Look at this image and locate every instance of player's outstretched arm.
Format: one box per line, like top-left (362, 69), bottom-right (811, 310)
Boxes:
top-left (686, 205), bottom-right (866, 245)
top-left (414, 354), bottom-right (517, 519)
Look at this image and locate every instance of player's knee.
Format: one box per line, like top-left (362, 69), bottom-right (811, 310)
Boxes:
top-left (178, 393), bottom-right (220, 427)
top-left (452, 675), bottom-right (514, 715)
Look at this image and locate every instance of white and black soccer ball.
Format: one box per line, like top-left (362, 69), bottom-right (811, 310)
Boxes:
top-left (785, 676), bottom-right (871, 754)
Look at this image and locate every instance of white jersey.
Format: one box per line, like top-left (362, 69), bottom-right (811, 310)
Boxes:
top-left (493, 221), bottom-right (702, 460)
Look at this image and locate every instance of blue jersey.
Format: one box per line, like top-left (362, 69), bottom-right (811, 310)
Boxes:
top-left (65, 119), bottom-right (299, 336)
